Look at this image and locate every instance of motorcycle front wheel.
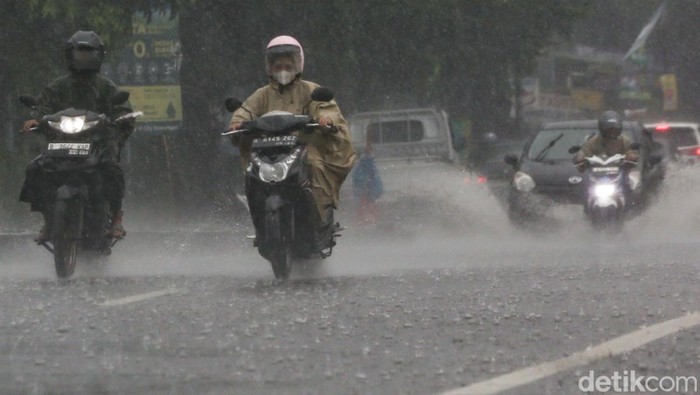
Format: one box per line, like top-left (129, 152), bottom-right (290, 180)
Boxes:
top-left (270, 244), bottom-right (293, 280)
top-left (590, 205), bottom-right (623, 233)
top-left (52, 200), bottom-right (83, 279)
top-left (264, 210), bottom-right (292, 280)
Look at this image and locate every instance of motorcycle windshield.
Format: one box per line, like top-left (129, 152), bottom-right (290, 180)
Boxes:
top-left (246, 114), bottom-right (311, 134)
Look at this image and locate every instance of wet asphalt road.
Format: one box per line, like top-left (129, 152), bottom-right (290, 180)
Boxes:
top-left (2, 173), bottom-right (700, 394)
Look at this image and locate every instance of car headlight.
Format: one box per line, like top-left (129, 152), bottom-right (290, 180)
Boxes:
top-left (48, 116), bottom-right (98, 134)
top-left (514, 171), bottom-right (535, 192)
top-left (594, 184), bottom-right (616, 198)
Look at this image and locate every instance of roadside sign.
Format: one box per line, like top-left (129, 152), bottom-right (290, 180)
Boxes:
top-left (102, 10), bottom-right (182, 132)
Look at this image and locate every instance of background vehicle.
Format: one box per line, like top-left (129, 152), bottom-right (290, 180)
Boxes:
top-left (468, 136), bottom-right (528, 205)
top-left (645, 122), bottom-right (700, 164)
top-left (504, 119), bottom-right (664, 225)
top-left (577, 153), bottom-right (638, 231)
top-left (345, 108), bottom-right (465, 203)
top-left (20, 93), bottom-right (142, 278)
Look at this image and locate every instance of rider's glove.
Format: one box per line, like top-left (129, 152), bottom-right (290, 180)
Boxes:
top-left (575, 161), bottom-right (587, 173)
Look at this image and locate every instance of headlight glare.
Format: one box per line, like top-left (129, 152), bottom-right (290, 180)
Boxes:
top-left (48, 116), bottom-right (97, 134)
top-left (594, 184), bottom-right (616, 198)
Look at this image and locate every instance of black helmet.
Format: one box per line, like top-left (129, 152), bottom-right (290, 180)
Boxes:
top-left (598, 110), bottom-right (623, 140)
top-left (64, 31), bottom-right (105, 72)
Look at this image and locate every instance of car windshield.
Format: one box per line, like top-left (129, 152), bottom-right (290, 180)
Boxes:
top-left (528, 128), bottom-right (634, 161)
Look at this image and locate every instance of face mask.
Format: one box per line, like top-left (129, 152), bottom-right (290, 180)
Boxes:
top-left (273, 70), bottom-right (295, 85)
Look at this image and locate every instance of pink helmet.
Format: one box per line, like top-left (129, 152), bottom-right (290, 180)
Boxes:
top-left (265, 35), bottom-right (304, 76)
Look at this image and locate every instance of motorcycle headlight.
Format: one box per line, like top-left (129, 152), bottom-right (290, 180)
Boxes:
top-left (254, 149), bottom-right (300, 183)
top-left (258, 162), bottom-right (289, 183)
top-left (48, 116), bottom-right (98, 134)
top-left (594, 184), bottom-right (616, 198)
top-left (514, 171), bottom-right (535, 192)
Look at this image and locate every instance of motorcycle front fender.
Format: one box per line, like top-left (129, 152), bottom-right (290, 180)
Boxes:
top-left (56, 184), bottom-right (88, 201)
top-left (265, 194), bottom-right (289, 212)
top-left (590, 196), bottom-right (620, 209)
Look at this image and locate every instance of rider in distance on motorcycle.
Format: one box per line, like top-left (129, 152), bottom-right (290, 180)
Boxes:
top-left (573, 110), bottom-right (639, 170)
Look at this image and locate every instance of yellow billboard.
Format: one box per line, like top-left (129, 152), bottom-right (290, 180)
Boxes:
top-left (122, 85), bottom-right (182, 122)
top-left (660, 74), bottom-right (678, 111)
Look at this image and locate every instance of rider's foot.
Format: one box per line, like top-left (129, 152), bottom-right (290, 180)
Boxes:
top-left (33, 212), bottom-right (49, 243)
top-left (109, 210), bottom-right (126, 239)
top-left (34, 224), bottom-right (48, 243)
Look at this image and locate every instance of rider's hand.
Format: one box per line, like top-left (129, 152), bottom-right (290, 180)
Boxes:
top-left (625, 152), bottom-right (639, 162)
top-left (319, 116), bottom-right (337, 133)
top-left (228, 122), bottom-right (243, 145)
top-left (576, 161), bottom-right (587, 173)
top-left (21, 119), bottom-right (39, 133)
top-left (319, 116), bottom-right (333, 128)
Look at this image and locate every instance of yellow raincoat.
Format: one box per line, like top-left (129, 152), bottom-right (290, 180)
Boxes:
top-left (229, 79), bottom-right (357, 217)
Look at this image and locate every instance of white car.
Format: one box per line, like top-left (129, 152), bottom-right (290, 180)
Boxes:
top-left (345, 108), bottom-right (466, 203)
top-left (645, 122), bottom-right (700, 164)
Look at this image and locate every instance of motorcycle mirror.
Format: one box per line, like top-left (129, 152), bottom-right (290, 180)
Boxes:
top-left (504, 153), bottom-right (519, 167)
top-left (225, 98), bottom-right (242, 113)
top-left (568, 145), bottom-right (581, 154)
top-left (111, 91), bottom-right (130, 105)
top-left (629, 142), bottom-right (641, 150)
top-left (311, 87), bottom-right (334, 102)
top-left (19, 95), bottom-right (37, 108)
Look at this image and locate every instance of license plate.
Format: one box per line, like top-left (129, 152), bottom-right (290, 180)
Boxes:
top-left (252, 135), bottom-right (297, 148)
top-left (592, 167), bottom-right (619, 173)
top-left (47, 142), bottom-right (91, 156)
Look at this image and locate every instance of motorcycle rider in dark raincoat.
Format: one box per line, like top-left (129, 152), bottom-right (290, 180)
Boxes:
top-left (19, 31), bottom-right (135, 241)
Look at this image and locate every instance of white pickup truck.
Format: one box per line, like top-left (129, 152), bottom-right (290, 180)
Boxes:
top-left (344, 108), bottom-right (466, 204)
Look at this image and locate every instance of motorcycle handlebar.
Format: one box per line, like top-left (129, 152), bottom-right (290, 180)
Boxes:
top-left (306, 123), bottom-right (338, 133)
top-left (221, 122), bottom-right (336, 137)
top-left (577, 159), bottom-right (637, 169)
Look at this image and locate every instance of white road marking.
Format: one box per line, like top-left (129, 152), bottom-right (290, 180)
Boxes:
top-left (440, 311), bottom-right (700, 395)
top-left (98, 288), bottom-right (185, 307)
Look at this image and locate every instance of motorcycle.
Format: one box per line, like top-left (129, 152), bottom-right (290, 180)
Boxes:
top-left (19, 92), bottom-right (142, 278)
top-left (222, 88), bottom-right (343, 279)
top-left (580, 153), bottom-right (639, 230)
